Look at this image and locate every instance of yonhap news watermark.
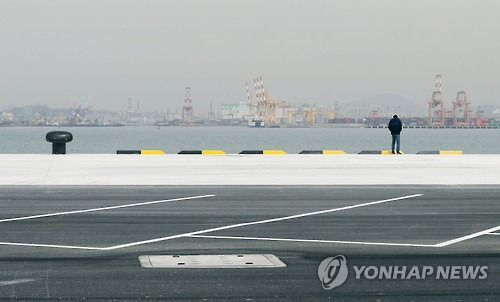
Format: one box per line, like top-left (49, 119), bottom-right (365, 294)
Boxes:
top-left (318, 255), bottom-right (488, 290)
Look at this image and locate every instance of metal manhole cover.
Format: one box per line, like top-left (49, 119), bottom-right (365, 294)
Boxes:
top-left (139, 254), bottom-right (286, 268)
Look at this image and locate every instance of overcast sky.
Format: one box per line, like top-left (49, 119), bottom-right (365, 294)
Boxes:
top-left (1, 0), bottom-right (499, 113)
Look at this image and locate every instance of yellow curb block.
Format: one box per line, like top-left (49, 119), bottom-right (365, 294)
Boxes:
top-left (141, 150), bottom-right (166, 155)
top-left (322, 150), bottom-right (346, 155)
top-left (201, 150), bottom-right (226, 155)
top-left (262, 150), bottom-right (287, 155)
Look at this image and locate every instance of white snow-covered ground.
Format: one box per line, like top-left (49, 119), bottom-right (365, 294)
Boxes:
top-left (0, 154), bottom-right (498, 185)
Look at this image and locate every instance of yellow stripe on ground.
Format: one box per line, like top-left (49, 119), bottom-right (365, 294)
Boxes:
top-left (201, 150), bottom-right (226, 155)
top-left (263, 150), bottom-right (287, 155)
top-left (141, 150), bottom-right (165, 155)
top-left (322, 150), bottom-right (346, 155)
top-left (439, 150), bottom-right (462, 155)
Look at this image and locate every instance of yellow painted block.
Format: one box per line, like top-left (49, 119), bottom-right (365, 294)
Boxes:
top-left (439, 150), bottom-right (462, 155)
top-left (322, 150), bottom-right (346, 155)
top-left (263, 150), bottom-right (287, 155)
top-left (202, 150), bottom-right (226, 155)
top-left (141, 150), bottom-right (165, 155)
top-left (382, 150), bottom-right (405, 155)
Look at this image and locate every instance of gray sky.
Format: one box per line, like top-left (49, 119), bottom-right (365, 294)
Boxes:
top-left (1, 0), bottom-right (499, 113)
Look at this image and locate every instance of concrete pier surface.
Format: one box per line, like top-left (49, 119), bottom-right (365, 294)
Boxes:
top-left (1, 155), bottom-right (500, 300)
top-left (1, 154), bottom-right (499, 185)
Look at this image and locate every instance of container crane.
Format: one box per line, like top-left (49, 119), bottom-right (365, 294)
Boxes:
top-left (428, 74), bottom-right (445, 126)
top-left (453, 91), bottom-right (471, 126)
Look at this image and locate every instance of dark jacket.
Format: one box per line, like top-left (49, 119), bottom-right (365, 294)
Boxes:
top-left (388, 118), bottom-right (402, 135)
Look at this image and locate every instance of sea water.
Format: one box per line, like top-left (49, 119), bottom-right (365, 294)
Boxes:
top-left (0, 126), bottom-right (498, 154)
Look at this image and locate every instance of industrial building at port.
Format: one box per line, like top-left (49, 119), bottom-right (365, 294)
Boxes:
top-left (1, 75), bottom-right (499, 128)
top-left (210, 75), bottom-right (500, 128)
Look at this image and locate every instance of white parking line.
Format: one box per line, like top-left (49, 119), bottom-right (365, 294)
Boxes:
top-left (188, 235), bottom-right (438, 248)
top-left (0, 194), bottom-right (215, 223)
top-left (0, 194), bottom-right (423, 250)
top-left (105, 193), bottom-right (423, 250)
top-left (435, 225), bottom-right (500, 247)
top-left (0, 279), bottom-right (36, 287)
top-left (0, 241), bottom-right (105, 250)
top-left (2, 192), bottom-right (497, 251)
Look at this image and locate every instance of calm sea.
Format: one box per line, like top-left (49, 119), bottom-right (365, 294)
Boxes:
top-left (0, 126), bottom-right (499, 154)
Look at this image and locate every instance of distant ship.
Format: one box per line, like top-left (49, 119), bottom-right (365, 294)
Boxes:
top-left (155, 121), bottom-right (172, 127)
top-left (247, 119), bottom-right (264, 128)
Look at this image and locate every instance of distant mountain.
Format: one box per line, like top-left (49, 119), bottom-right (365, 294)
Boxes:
top-left (338, 93), bottom-right (426, 117)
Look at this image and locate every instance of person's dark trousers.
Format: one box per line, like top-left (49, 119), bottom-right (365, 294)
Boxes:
top-left (391, 134), bottom-right (401, 153)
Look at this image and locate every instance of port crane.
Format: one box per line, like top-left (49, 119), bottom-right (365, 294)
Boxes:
top-left (453, 91), bottom-right (471, 126)
top-left (181, 87), bottom-right (194, 126)
top-left (428, 74), bottom-right (445, 126)
top-left (70, 105), bottom-right (91, 125)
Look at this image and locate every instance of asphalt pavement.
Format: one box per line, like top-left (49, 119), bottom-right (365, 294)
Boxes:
top-left (0, 186), bottom-right (499, 301)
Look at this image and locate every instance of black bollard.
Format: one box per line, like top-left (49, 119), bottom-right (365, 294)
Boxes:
top-left (46, 131), bottom-right (73, 154)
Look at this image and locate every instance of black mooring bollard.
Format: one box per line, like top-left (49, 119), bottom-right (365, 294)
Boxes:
top-left (46, 131), bottom-right (73, 154)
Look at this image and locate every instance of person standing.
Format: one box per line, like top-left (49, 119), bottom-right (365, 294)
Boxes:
top-left (388, 114), bottom-right (403, 154)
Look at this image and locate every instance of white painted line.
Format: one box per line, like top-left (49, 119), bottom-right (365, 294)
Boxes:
top-left (104, 194), bottom-right (423, 250)
top-left (0, 241), bottom-right (107, 250)
top-left (0, 278), bottom-right (36, 287)
top-left (487, 232), bottom-right (500, 235)
top-left (188, 235), bottom-right (438, 248)
top-left (0, 194), bottom-right (215, 223)
top-left (0, 194), bottom-right (422, 251)
top-left (435, 225), bottom-right (500, 247)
